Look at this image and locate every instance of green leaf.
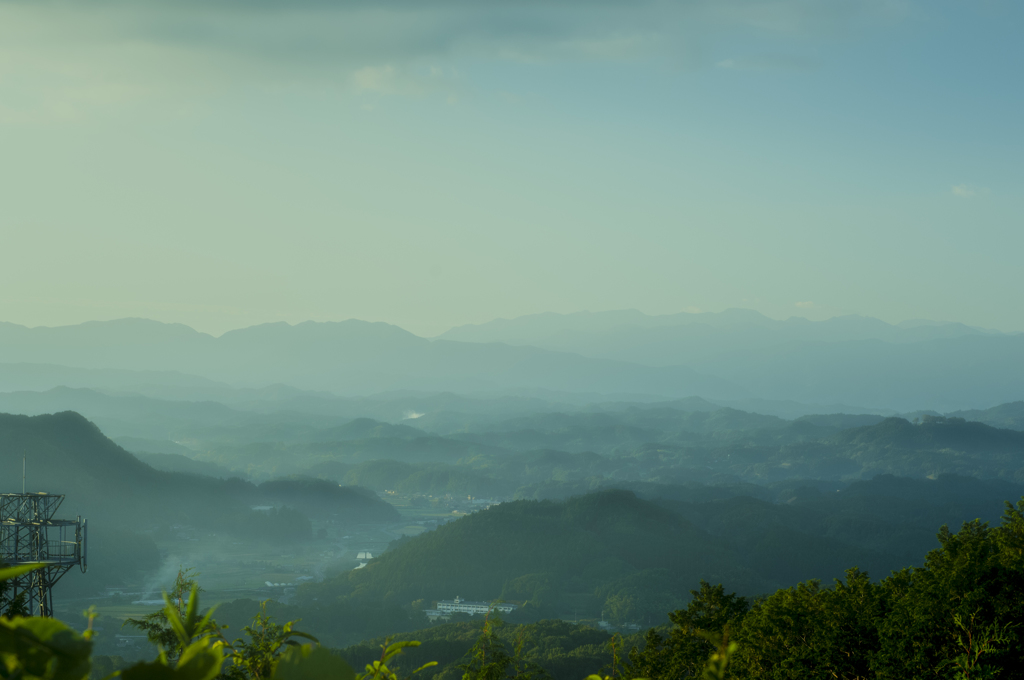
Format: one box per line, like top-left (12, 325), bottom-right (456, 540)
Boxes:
top-left (184, 584), bottom-right (200, 628)
top-left (412, 661), bottom-right (439, 674)
top-left (163, 593), bottom-right (191, 648)
top-left (273, 644), bottom-right (356, 680)
top-left (0, 564), bottom-right (44, 582)
top-left (120, 642), bottom-right (223, 680)
top-left (287, 631), bottom-right (320, 644)
top-left (384, 640), bottom-right (420, 651)
top-left (0, 615), bottom-right (93, 680)
top-left (381, 639), bottom-right (420, 664)
top-left (175, 639), bottom-right (224, 680)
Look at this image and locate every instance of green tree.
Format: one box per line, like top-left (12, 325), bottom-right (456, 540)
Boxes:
top-left (733, 568), bottom-right (883, 680)
top-left (941, 609), bottom-right (1015, 680)
top-left (874, 501), bottom-right (1024, 680)
top-left (603, 592), bottom-right (638, 626)
top-left (507, 627), bottom-right (548, 680)
top-left (459, 617), bottom-right (513, 680)
top-left (124, 566), bottom-right (212, 657)
top-left (353, 638), bottom-right (437, 680)
top-left (120, 584), bottom-right (225, 680)
top-left (454, 615), bottom-right (547, 680)
top-left (223, 601), bottom-right (318, 680)
top-left (627, 581), bottom-right (748, 680)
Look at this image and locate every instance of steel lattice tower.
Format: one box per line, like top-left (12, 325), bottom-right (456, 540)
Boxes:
top-left (0, 493), bottom-right (87, 617)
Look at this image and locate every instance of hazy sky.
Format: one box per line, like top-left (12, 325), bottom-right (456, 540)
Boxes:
top-left (1, 0), bottom-right (1021, 337)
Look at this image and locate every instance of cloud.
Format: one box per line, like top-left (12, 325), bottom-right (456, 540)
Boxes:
top-left (0, 0), bottom-right (909, 72)
top-left (795, 301), bottom-right (814, 308)
top-left (0, 1), bottom-right (679, 69)
top-left (0, 0), bottom-right (914, 114)
top-left (951, 184), bottom-right (991, 198)
top-left (0, 1), bottom-right (673, 114)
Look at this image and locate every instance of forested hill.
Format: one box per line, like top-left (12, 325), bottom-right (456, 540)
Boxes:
top-left (832, 415), bottom-right (1024, 452)
top-left (298, 490), bottom-right (770, 620)
top-left (0, 410), bottom-right (229, 526)
top-left (294, 478), bottom-right (1024, 635)
top-left (948, 400), bottom-right (1024, 430)
top-left (0, 411), bottom-right (398, 528)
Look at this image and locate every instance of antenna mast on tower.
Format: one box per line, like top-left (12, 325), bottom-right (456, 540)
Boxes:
top-left (0, 492), bottom-right (88, 617)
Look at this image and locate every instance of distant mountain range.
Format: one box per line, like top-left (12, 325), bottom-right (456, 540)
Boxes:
top-left (440, 309), bottom-right (1008, 351)
top-left (0, 318), bottom-right (738, 401)
top-left (441, 310), bottom-right (1024, 411)
top-left (0, 310), bottom-right (1021, 411)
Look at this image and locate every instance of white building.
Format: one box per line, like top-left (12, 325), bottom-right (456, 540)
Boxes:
top-left (432, 596), bottom-right (518, 618)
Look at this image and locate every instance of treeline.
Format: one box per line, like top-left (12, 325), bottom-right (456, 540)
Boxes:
top-left (630, 500), bottom-right (1024, 679)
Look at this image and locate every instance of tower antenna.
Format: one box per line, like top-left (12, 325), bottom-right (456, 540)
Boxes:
top-left (22, 456), bottom-right (25, 494)
top-left (1, 492), bottom-right (88, 616)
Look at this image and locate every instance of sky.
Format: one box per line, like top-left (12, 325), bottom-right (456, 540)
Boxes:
top-left (0, 0), bottom-right (1021, 337)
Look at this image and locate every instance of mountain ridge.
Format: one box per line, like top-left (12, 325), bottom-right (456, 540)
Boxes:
top-left (2, 314), bottom-right (1022, 411)
top-left (0, 318), bottom-right (742, 401)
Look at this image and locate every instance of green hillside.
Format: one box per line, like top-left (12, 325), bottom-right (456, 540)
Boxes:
top-left (832, 415), bottom-right (1024, 452)
top-left (287, 475), bottom-right (1024, 646)
top-left (0, 410), bottom-right (399, 525)
top-left (948, 400), bottom-right (1024, 430)
top-left (663, 475), bottom-right (1024, 585)
top-left (297, 490), bottom-right (769, 625)
top-left (0, 411), bottom-right (238, 526)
